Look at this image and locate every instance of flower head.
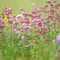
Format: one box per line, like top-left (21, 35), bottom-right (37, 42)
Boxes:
top-left (56, 34), bottom-right (60, 43)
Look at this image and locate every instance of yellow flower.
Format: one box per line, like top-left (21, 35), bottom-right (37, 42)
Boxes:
top-left (6, 23), bottom-right (8, 26)
top-left (5, 21), bottom-right (7, 23)
top-left (5, 15), bottom-right (7, 17)
top-left (4, 15), bottom-right (8, 26)
top-left (4, 15), bottom-right (8, 20)
top-left (4, 17), bottom-right (8, 20)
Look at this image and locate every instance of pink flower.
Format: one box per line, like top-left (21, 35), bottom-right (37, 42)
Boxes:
top-left (29, 43), bottom-right (33, 45)
top-left (21, 36), bottom-right (25, 39)
top-left (16, 15), bottom-right (24, 19)
top-left (16, 31), bottom-right (19, 33)
top-left (46, 0), bottom-right (50, 3)
top-left (24, 45), bottom-right (29, 48)
top-left (46, 39), bottom-right (51, 42)
top-left (14, 29), bottom-right (17, 31)
top-left (20, 8), bottom-right (23, 10)
top-left (56, 34), bottom-right (60, 43)
top-left (0, 25), bottom-right (4, 29)
top-left (10, 40), bottom-right (13, 42)
top-left (50, 4), bottom-right (53, 6)
top-left (31, 3), bottom-right (36, 7)
top-left (6, 12), bottom-right (9, 15)
top-left (13, 21), bottom-right (16, 24)
top-left (8, 8), bottom-right (12, 11)
top-left (35, 41), bottom-right (39, 44)
top-left (41, 17), bottom-right (43, 20)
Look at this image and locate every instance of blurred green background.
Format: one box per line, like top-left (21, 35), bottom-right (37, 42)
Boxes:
top-left (0, 0), bottom-right (60, 15)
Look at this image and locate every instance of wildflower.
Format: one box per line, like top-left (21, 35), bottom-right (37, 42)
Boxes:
top-left (5, 21), bottom-right (7, 23)
top-left (0, 25), bottom-right (4, 29)
top-left (38, 21), bottom-right (42, 26)
top-left (56, 34), bottom-right (60, 43)
top-left (4, 15), bottom-right (8, 26)
top-left (21, 36), bottom-right (25, 39)
top-left (4, 15), bottom-right (8, 20)
top-left (29, 43), bottom-right (33, 45)
top-left (14, 29), bottom-right (17, 31)
top-left (16, 31), bottom-right (19, 33)
top-left (24, 45), bottom-right (29, 48)
top-left (8, 8), bottom-right (12, 11)
top-left (20, 8), bottom-right (23, 10)
top-left (46, 39), bottom-right (51, 42)
top-left (6, 12), bottom-right (9, 15)
top-left (6, 23), bottom-right (8, 26)
top-left (16, 14), bottom-right (24, 19)
top-left (31, 3), bottom-right (36, 8)
top-left (4, 17), bottom-right (8, 20)
top-left (10, 40), bottom-right (13, 42)
top-left (50, 4), bottom-right (53, 6)
top-left (35, 41), bottom-right (39, 44)
top-left (46, 0), bottom-right (51, 3)
top-left (13, 21), bottom-right (15, 24)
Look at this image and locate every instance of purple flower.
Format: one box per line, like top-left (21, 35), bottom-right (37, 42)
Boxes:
top-left (56, 34), bottom-right (60, 43)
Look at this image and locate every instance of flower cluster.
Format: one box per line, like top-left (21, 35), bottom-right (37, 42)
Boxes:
top-left (0, 0), bottom-right (60, 60)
